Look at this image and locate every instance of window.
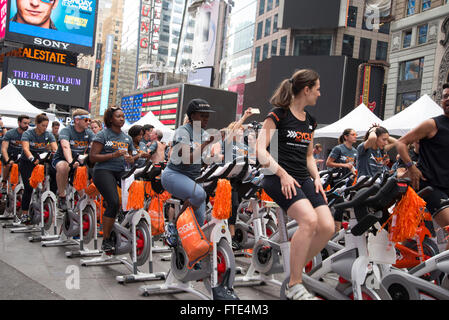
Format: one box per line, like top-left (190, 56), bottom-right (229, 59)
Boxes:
top-left (403, 29), bottom-right (412, 48)
top-left (276, 0), bottom-right (279, 7)
top-left (422, 0), bottom-right (431, 11)
top-left (379, 22), bottom-right (390, 34)
top-left (347, 6), bottom-right (357, 28)
top-left (376, 41), bottom-right (388, 61)
top-left (399, 58), bottom-right (424, 81)
top-left (262, 43), bottom-right (269, 60)
top-left (259, 0), bottom-right (265, 15)
top-left (254, 46), bottom-right (261, 68)
top-left (271, 39), bottom-right (278, 56)
top-left (280, 36), bottom-right (287, 56)
top-left (273, 14), bottom-right (278, 33)
top-left (293, 34), bottom-right (332, 56)
top-left (406, 0), bottom-right (416, 16)
top-left (396, 91), bottom-right (420, 113)
top-left (359, 38), bottom-right (371, 61)
top-left (418, 24), bottom-right (428, 45)
top-left (256, 21), bottom-right (263, 40)
top-left (342, 34), bottom-right (354, 57)
top-left (265, 18), bottom-right (271, 37)
top-left (267, 0), bottom-right (273, 11)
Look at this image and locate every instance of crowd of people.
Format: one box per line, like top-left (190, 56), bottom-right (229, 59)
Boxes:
top-left (1, 70), bottom-right (448, 301)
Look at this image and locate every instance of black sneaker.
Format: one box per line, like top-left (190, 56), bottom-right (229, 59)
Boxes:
top-left (57, 196), bottom-right (68, 212)
top-left (232, 239), bottom-right (241, 251)
top-left (101, 237), bottom-right (116, 253)
top-left (165, 222), bottom-right (178, 248)
top-left (20, 214), bottom-right (31, 225)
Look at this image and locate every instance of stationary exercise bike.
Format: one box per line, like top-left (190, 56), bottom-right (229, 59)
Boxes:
top-left (10, 153), bottom-right (58, 241)
top-left (140, 157), bottom-right (249, 300)
top-left (80, 160), bottom-right (167, 284)
top-left (1, 157), bottom-right (25, 227)
top-left (41, 155), bottom-right (97, 249)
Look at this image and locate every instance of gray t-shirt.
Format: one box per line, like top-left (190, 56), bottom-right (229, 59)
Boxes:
top-left (21, 129), bottom-right (56, 156)
top-left (3, 128), bottom-right (25, 155)
top-left (167, 123), bottom-right (207, 180)
top-left (54, 125), bottom-right (94, 161)
top-left (134, 142), bottom-right (148, 168)
top-left (328, 144), bottom-right (358, 173)
top-left (93, 128), bottom-right (134, 172)
top-left (356, 143), bottom-right (386, 178)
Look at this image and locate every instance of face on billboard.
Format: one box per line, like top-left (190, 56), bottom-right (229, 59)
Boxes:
top-left (6, 0), bottom-right (97, 54)
top-left (2, 56), bottom-right (91, 108)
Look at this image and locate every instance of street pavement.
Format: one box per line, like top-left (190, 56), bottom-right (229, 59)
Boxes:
top-left (0, 218), bottom-right (282, 300)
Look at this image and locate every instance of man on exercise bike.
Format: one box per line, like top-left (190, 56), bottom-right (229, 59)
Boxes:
top-left (396, 83), bottom-right (449, 250)
top-left (1, 115), bottom-right (30, 193)
top-left (52, 109), bottom-right (94, 212)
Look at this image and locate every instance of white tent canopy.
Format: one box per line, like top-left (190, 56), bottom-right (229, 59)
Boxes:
top-left (382, 94), bottom-right (443, 136)
top-left (314, 103), bottom-right (383, 139)
top-left (129, 110), bottom-right (175, 143)
top-left (0, 83), bottom-right (56, 121)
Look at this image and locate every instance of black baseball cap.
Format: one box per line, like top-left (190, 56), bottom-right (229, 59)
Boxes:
top-left (186, 98), bottom-right (216, 117)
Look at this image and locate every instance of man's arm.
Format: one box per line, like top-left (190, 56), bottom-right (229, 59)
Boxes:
top-left (1, 140), bottom-right (9, 163)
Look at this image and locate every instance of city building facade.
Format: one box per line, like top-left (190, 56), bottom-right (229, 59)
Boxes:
top-left (384, 0), bottom-right (449, 118)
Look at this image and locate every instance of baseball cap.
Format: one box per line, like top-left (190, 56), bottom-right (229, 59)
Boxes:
top-left (186, 98), bottom-right (216, 117)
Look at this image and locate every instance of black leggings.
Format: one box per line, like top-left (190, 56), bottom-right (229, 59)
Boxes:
top-left (19, 157), bottom-right (57, 211)
top-left (92, 169), bottom-right (122, 219)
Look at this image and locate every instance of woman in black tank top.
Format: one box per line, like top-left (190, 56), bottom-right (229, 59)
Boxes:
top-left (256, 69), bottom-right (334, 300)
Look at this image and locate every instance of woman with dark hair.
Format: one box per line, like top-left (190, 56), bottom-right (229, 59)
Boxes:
top-left (161, 98), bottom-right (215, 229)
top-left (128, 124), bottom-right (151, 167)
top-left (326, 128), bottom-right (358, 231)
top-left (19, 113), bottom-right (57, 223)
top-left (256, 69), bottom-right (334, 300)
top-left (89, 106), bottom-right (136, 252)
top-left (356, 124), bottom-right (397, 179)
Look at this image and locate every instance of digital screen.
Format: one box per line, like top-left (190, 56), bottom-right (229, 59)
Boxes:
top-left (5, 0), bottom-right (97, 54)
top-left (99, 34), bottom-right (113, 115)
top-left (2, 56), bottom-right (91, 108)
top-left (0, 46), bottom-right (77, 66)
top-left (187, 67), bottom-right (213, 87)
top-left (0, 0), bottom-right (6, 40)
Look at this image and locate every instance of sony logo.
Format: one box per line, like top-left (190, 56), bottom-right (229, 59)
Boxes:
top-left (34, 38), bottom-right (70, 50)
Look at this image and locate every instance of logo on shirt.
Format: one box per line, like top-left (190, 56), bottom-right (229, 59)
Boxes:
top-left (287, 130), bottom-right (312, 143)
top-left (105, 140), bottom-right (129, 150)
top-left (70, 140), bottom-right (89, 148)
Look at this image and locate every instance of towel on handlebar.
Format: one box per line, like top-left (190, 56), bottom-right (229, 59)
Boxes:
top-left (29, 164), bottom-right (45, 189)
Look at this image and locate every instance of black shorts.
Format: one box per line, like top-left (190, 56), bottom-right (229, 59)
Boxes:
top-left (261, 175), bottom-right (327, 212)
top-left (419, 180), bottom-right (449, 217)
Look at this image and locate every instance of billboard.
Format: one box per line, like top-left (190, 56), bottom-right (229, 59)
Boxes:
top-left (279, 0), bottom-right (341, 30)
top-left (191, 0), bottom-right (219, 68)
top-left (0, 46), bottom-right (77, 67)
top-left (2, 56), bottom-right (91, 108)
top-left (187, 67), bottom-right (213, 87)
top-left (5, 0), bottom-right (98, 54)
top-left (99, 34), bottom-right (113, 116)
top-left (0, 0), bottom-right (6, 40)
top-left (357, 64), bottom-right (386, 119)
top-left (92, 42), bottom-right (101, 88)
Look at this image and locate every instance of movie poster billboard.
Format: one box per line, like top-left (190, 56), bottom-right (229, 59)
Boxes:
top-left (5, 0), bottom-right (97, 54)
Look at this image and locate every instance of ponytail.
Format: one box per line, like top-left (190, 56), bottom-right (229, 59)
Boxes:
top-left (270, 69), bottom-right (320, 110)
top-left (339, 128), bottom-right (354, 144)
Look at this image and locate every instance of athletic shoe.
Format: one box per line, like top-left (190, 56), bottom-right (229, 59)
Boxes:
top-left (232, 239), bottom-right (241, 251)
top-left (57, 196), bottom-right (68, 213)
top-left (165, 222), bottom-right (178, 248)
top-left (101, 237), bottom-right (115, 253)
top-left (20, 214), bottom-right (31, 225)
top-left (285, 283), bottom-right (319, 300)
top-left (0, 187), bottom-right (7, 195)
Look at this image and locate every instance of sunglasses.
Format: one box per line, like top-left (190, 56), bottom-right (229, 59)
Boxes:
top-left (40, 0), bottom-right (56, 3)
top-left (111, 106), bottom-right (122, 111)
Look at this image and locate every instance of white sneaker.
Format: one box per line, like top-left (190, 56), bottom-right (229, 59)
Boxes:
top-left (286, 283), bottom-right (319, 300)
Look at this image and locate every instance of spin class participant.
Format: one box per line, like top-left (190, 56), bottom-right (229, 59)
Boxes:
top-left (90, 119), bottom-right (103, 135)
top-left (356, 124), bottom-right (397, 179)
top-left (161, 98), bottom-right (216, 228)
top-left (19, 113), bottom-right (57, 223)
top-left (396, 83), bottom-right (449, 250)
top-left (52, 109), bottom-right (95, 212)
top-left (1, 115), bottom-right (30, 193)
top-left (128, 124), bottom-right (151, 168)
top-left (256, 69), bottom-right (334, 300)
top-left (326, 128), bottom-right (358, 232)
top-left (89, 106), bottom-right (136, 253)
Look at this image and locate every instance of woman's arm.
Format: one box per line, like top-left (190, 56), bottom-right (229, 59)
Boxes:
top-left (22, 141), bottom-right (33, 160)
top-left (89, 141), bottom-right (125, 163)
